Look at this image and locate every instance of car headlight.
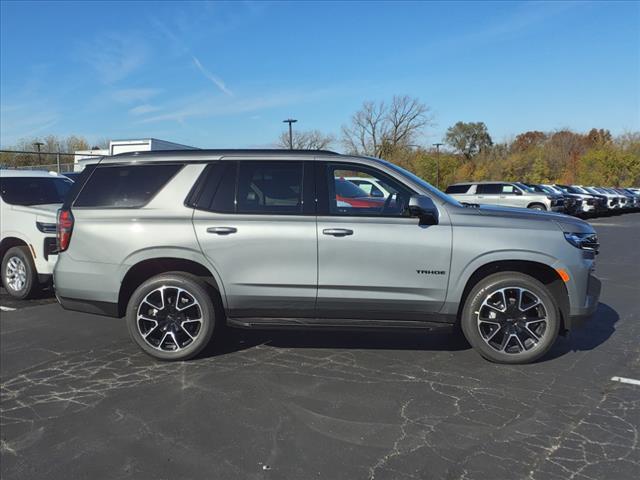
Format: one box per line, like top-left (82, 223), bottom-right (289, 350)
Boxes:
top-left (564, 232), bottom-right (599, 252)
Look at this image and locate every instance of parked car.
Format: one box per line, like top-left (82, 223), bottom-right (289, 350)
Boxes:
top-left (334, 177), bottom-right (385, 208)
top-left (584, 186), bottom-right (623, 211)
top-left (551, 185), bottom-right (607, 216)
top-left (1, 170), bottom-right (73, 298)
top-left (55, 150), bottom-right (600, 365)
top-left (445, 181), bottom-right (565, 211)
top-left (523, 183), bottom-right (582, 216)
top-left (344, 176), bottom-right (391, 199)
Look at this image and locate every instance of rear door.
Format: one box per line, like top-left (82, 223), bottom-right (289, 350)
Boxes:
top-left (475, 183), bottom-right (500, 204)
top-left (192, 160), bottom-right (317, 318)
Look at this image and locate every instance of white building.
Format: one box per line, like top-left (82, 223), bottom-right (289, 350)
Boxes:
top-left (74, 138), bottom-right (197, 171)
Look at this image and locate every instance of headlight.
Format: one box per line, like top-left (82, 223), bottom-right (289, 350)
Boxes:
top-left (564, 232), bottom-right (599, 252)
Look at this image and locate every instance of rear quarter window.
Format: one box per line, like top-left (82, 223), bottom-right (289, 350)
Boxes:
top-left (73, 164), bottom-right (182, 208)
top-left (444, 184), bottom-right (471, 194)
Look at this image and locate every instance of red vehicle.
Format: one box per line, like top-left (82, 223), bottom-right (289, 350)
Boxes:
top-left (334, 178), bottom-right (385, 208)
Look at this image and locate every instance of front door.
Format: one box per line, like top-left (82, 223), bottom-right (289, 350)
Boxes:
top-left (193, 160), bottom-right (317, 318)
top-left (316, 162), bottom-right (452, 321)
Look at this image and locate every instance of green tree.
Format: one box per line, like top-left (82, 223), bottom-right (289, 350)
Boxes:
top-left (444, 122), bottom-right (492, 160)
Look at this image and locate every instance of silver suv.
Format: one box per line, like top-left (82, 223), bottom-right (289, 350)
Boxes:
top-left (445, 181), bottom-right (565, 211)
top-left (54, 150), bottom-right (600, 364)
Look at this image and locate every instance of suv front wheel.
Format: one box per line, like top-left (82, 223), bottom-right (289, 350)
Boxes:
top-left (126, 272), bottom-right (217, 361)
top-left (461, 272), bottom-right (560, 364)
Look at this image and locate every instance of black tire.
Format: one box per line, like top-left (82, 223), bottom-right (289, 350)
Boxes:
top-left (527, 203), bottom-right (546, 211)
top-left (1, 246), bottom-right (38, 300)
top-left (126, 272), bottom-right (217, 361)
top-left (460, 272), bottom-right (560, 364)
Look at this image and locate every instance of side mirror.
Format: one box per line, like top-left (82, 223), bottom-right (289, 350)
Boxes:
top-left (514, 189), bottom-right (523, 196)
top-left (408, 195), bottom-right (439, 225)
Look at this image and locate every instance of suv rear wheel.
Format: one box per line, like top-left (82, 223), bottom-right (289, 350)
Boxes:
top-left (1, 246), bottom-right (38, 300)
top-left (461, 272), bottom-right (560, 364)
top-left (126, 272), bottom-right (216, 361)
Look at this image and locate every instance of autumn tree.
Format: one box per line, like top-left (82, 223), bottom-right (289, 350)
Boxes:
top-left (511, 131), bottom-right (547, 152)
top-left (341, 95), bottom-right (431, 158)
top-left (444, 122), bottom-right (492, 159)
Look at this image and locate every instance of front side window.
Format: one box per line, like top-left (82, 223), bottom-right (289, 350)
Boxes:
top-left (325, 164), bottom-right (412, 217)
top-left (0, 177), bottom-right (72, 205)
top-left (350, 179), bottom-right (386, 198)
top-left (236, 161), bottom-right (304, 214)
top-left (501, 184), bottom-right (516, 194)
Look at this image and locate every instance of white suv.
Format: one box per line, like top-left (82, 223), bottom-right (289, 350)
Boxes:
top-left (0, 170), bottom-right (73, 298)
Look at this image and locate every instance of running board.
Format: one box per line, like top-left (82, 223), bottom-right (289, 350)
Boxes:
top-left (226, 317), bottom-right (454, 332)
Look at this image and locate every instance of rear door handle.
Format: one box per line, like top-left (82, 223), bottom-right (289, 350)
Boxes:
top-left (207, 226), bottom-right (237, 235)
top-left (322, 228), bottom-right (353, 237)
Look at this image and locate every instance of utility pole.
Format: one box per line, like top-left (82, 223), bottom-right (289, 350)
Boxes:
top-left (283, 118), bottom-right (297, 149)
top-left (33, 141), bottom-right (44, 164)
top-left (433, 142), bottom-right (444, 190)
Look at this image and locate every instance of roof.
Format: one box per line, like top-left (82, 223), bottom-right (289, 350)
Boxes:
top-left (448, 181), bottom-right (517, 186)
top-left (98, 148), bottom-right (342, 163)
top-left (0, 169), bottom-right (68, 178)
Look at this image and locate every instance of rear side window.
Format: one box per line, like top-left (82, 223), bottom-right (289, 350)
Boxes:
top-left (0, 177), bottom-right (72, 205)
top-left (74, 164), bottom-right (182, 208)
top-left (237, 161), bottom-right (303, 214)
top-left (444, 184), bottom-right (470, 194)
top-left (477, 184), bottom-right (501, 194)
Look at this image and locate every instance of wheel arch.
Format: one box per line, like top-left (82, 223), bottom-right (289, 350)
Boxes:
top-left (455, 259), bottom-right (570, 334)
top-left (527, 202), bottom-right (547, 210)
top-left (0, 236), bottom-right (30, 262)
top-left (118, 257), bottom-right (225, 317)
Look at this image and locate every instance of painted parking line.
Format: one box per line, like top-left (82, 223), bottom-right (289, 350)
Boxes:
top-left (611, 376), bottom-right (640, 386)
top-left (0, 305), bottom-right (17, 312)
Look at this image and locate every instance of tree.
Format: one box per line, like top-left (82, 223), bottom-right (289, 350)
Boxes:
top-left (511, 131), bottom-right (547, 152)
top-left (276, 130), bottom-right (335, 150)
top-left (444, 122), bottom-right (492, 159)
top-left (341, 95), bottom-right (431, 158)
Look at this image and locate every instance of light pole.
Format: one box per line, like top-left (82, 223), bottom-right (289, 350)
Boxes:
top-left (33, 141), bottom-right (44, 164)
top-left (433, 142), bottom-right (443, 189)
top-left (283, 118), bottom-right (297, 149)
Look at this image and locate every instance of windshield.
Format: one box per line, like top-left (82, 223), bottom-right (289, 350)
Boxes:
top-left (514, 182), bottom-right (535, 193)
top-left (572, 186), bottom-right (589, 194)
top-left (378, 159), bottom-right (461, 205)
top-left (0, 177), bottom-right (73, 205)
top-left (334, 178), bottom-right (370, 198)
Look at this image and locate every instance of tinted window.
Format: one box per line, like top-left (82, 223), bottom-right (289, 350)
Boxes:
top-left (326, 164), bottom-right (412, 217)
top-left (0, 177), bottom-right (72, 205)
top-left (236, 161), bottom-right (303, 214)
top-left (445, 184), bottom-right (471, 194)
top-left (476, 184), bottom-right (501, 194)
top-left (74, 164), bottom-right (181, 207)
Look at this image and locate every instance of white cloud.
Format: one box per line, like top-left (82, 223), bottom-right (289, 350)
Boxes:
top-left (192, 56), bottom-right (233, 96)
top-left (79, 32), bottom-right (148, 84)
top-left (113, 88), bottom-right (163, 103)
top-left (129, 104), bottom-right (162, 116)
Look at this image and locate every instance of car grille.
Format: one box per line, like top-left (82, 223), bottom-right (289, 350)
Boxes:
top-left (551, 198), bottom-right (565, 207)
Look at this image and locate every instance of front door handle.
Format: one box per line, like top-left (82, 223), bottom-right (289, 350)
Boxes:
top-left (323, 228), bottom-right (353, 237)
top-left (207, 226), bottom-right (237, 235)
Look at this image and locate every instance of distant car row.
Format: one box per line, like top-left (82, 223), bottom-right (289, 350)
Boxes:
top-left (445, 181), bottom-right (640, 217)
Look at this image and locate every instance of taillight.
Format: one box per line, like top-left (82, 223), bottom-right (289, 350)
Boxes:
top-left (57, 208), bottom-right (74, 252)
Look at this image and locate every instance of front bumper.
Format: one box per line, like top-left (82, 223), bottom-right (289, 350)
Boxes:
top-left (566, 273), bottom-right (601, 330)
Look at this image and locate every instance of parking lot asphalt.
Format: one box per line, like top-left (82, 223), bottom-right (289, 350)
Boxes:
top-left (1, 213), bottom-right (639, 480)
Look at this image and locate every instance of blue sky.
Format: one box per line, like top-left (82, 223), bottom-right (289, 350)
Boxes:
top-left (1, 1), bottom-right (638, 150)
